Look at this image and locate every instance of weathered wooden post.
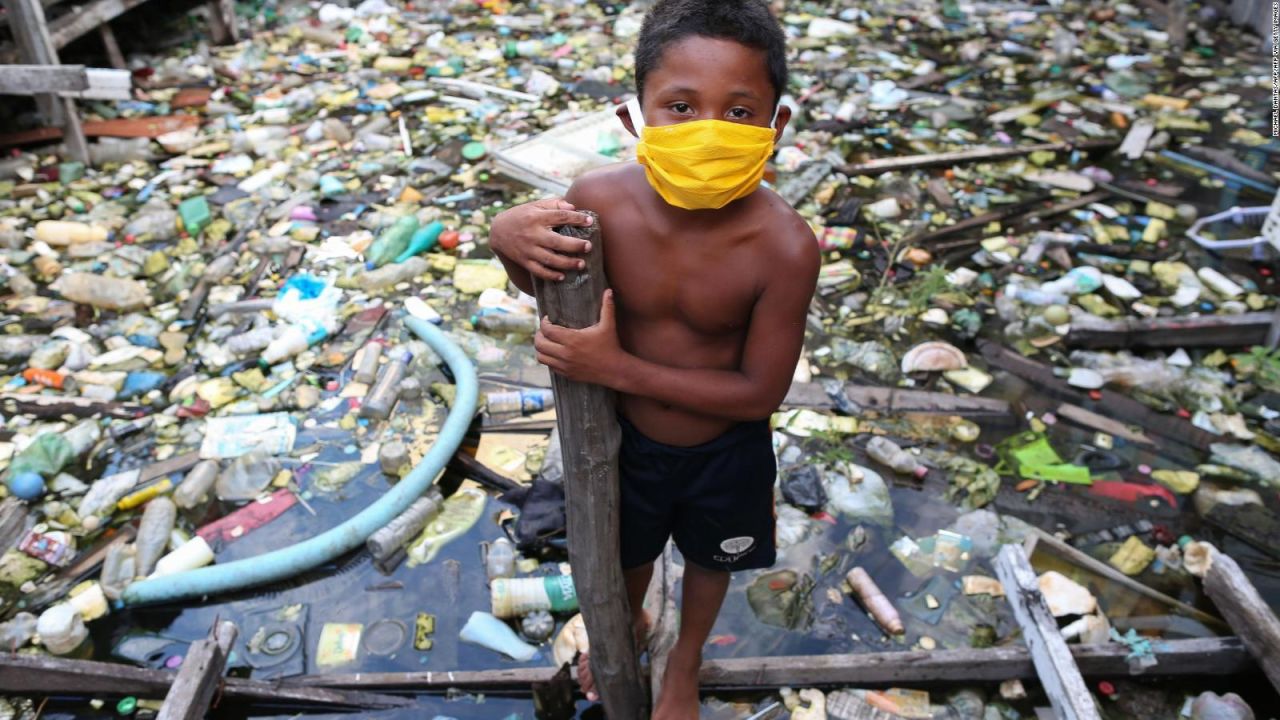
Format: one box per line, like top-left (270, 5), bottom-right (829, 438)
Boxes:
top-left (1196, 546), bottom-right (1280, 694)
top-left (533, 212), bottom-right (647, 719)
top-left (158, 620), bottom-right (237, 720)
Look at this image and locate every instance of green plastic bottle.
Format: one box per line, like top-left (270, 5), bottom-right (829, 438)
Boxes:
top-left (394, 221), bottom-right (445, 264)
top-left (365, 215), bottom-right (419, 268)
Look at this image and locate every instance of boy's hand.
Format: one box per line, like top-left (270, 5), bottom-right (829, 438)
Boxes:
top-left (490, 198), bottom-right (595, 282)
top-left (535, 290), bottom-right (626, 386)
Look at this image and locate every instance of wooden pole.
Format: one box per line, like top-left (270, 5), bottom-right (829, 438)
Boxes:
top-left (158, 620), bottom-right (237, 720)
top-left (1200, 547), bottom-right (1280, 694)
top-left (2, 0), bottom-right (89, 164)
top-left (532, 211), bottom-right (647, 719)
top-left (97, 23), bottom-right (126, 69)
top-left (993, 544), bottom-right (1100, 720)
top-left (644, 543), bottom-right (679, 703)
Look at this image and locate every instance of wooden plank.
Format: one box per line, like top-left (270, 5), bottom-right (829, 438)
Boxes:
top-left (158, 620), bottom-right (236, 720)
top-left (0, 64), bottom-right (88, 93)
top-left (0, 394), bottom-right (147, 420)
top-left (532, 211), bottom-right (647, 719)
top-left (993, 543), bottom-right (1100, 720)
top-left (98, 23), bottom-right (126, 69)
top-left (47, 0), bottom-right (150, 50)
top-left (1200, 547), bottom-right (1280, 694)
top-left (978, 341), bottom-right (1220, 451)
top-left (2, 0), bottom-right (62, 124)
top-left (293, 637), bottom-right (1252, 691)
top-left (784, 382), bottom-right (1012, 417)
top-left (1066, 312), bottom-right (1273, 350)
top-left (0, 654), bottom-right (411, 709)
top-left (837, 140), bottom-right (1119, 177)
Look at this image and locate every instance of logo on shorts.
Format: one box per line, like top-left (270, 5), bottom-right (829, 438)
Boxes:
top-left (719, 536), bottom-right (755, 557)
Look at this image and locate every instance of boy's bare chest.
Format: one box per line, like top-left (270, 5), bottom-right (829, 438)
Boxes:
top-left (602, 228), bottom-right (760, 336)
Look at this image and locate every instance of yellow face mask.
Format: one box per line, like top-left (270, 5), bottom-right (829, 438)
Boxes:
top-left (629, 98), bottom-right (777, 211)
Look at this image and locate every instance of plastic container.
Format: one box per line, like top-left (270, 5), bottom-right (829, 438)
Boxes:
top-left (152, 536), bottom-right (214, 577)
top-left (485, 538), bottom-right (516, 581)
top-left (489, 576), bottom-right (579, 618)
top-left (354, 342), bottom-right (384, 384)
top-left (395, 221), bottom-right (445, 263)
top-left (486, 389), bottom-right (554, 415)
top-left (360, 350), bottom-right (412, 419)
top-left (100, 543), bottom-right (136, 600)
top-left (475, 312), bottom-right (538, 336)
top-left (378, 441), bottom-right (410, 476)
top-left (226, 326), bottom-right (282, 355)
top-left (51, 273), bottom-right (151, 311)
top-left (365, 215), bottom-right (419, 268)
top-left (366, 489), bottom-right (444, 560)
top-left (134, 497), bottom-right (177, 578)
top-left (459, 611), bottom-right (538, 661)
top-left (36, 603), bottom-right (88, 655)
top-left (174, 460), bottom-right (219, 509)
top-left (866, 437), bottom-right (927, 479)
top-left (338, 256), bottom-right (431, 291)
top-left (261, 323), bottom-right (329, 366)
top-left (122, 206), bottom-right (178, 242)
top-left (34, 221), bottom-right (109, 246)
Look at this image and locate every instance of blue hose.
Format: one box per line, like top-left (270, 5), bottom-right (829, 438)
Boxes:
top-left (121, 318), bottom-right (477, 606)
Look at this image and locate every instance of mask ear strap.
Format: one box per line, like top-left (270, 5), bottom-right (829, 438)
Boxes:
top-left (627, 97), bottom-right (646, 133)
top-left (770, 103), bottom-right (781, 130)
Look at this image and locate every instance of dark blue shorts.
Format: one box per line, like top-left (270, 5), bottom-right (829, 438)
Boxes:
top-left (618, 414), bottom-right (777, 572)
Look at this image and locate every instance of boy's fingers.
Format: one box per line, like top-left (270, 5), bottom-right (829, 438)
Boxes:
top-left (539, 208), bottom-right (594, 228)
top-left (536, 231), bottom-right (592, 255)
top-left (532, 248), bottom-right (583, 272)
top-left (538, 316), bottom-right (568, 342)
top-left (527, 261), bottom-right (565, 281)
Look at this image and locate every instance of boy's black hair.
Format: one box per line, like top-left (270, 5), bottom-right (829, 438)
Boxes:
top-left (635, 0), bottom-right (788, 106)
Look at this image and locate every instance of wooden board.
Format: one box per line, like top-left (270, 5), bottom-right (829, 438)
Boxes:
top-left (292, 637), bottom-right (1252, 691)
top-left (784, 381), bottom-right (1012, 417)
top-left (994, 544), bottom-right (1100, 720)
top-left (1202, 549), bottom-right (1280, 694)
top-left (1066, 312), bottom-right (1273, 350)
top-left (157, 621), bottom-right (236, 720)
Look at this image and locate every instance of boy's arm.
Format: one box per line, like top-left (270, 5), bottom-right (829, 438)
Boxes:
top-left (490, 198), bottom-right (595, 296)
top-left (536, 226), bottom-right (819, 422)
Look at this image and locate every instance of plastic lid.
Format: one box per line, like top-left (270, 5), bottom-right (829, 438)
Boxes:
top-left (117, 697), bottom-right (137, 715)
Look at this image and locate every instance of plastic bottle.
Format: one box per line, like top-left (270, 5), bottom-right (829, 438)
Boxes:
top-left (134, 497), bottom-right (176, 578)
top-left (353, 342), bottom-right (384, 384)
top-left (379, 440), bottom-right (411, 476)
top-left (486, 389), bottom-right (555, 415)
top-left (1004, 283), bottom-right (1069, 307)
top-left (337, 256), bottom-right (430, 291)
top-left (475, 312), bottom-right (538, 336)
top-left (226, 325), bottom-right (283, 355)
top-left (33, 221), bottom-right (109, 246)
top-left (260, 323), bottom-right (329, 366)
top-left (366, 488), bottom-right (443, 560)
top-left (36, 603), bottom-right (88, 655)
top-left (0, 612), bottom-right (37, 650)
top-left (360, 350), bottom-right (412, 419)
top-left (394, 221), bottom-right (445, 263)
top-left (203, 253), bottom-right (238, 283)
top-left (99, 543), bottom-right (136, 600)
top-left (174, 460), bottom-right (218, 509)
top-left (489, 576), bottom-right (579, 618)
top-left (89, 138), bottom-right (154, 165)
top-left (0, 335), bottom-right (43, 363)
top-left (51, 273), bottom-right (151, 311)
top-left (866, 436), bottom-right (927, 479)
top-left (1040, 267), bottom-right (1103, 296)
top-left (485, 538), bottom-right (516, 581)
top-left (122, 206), bottom-right (178, 242)
top-left (365, 215), bottom-right (419, 268)
top-left (152, 536), bottom-right (214, 577)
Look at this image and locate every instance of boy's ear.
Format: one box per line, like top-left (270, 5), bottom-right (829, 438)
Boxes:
top-left (617, 104), bottom-right (639, 138)
top-left (772, 104), bottom-right (792, 143)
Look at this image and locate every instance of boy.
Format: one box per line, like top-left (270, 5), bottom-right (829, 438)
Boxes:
top-left (491, 0), bottom-right (818, 716)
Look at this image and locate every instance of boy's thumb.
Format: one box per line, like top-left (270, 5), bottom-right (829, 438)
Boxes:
top-left (600, 289), bottom-right (615, 323)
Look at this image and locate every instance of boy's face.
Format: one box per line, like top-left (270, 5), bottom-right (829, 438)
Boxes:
top-left (618, 35), bottom-right (791, 142)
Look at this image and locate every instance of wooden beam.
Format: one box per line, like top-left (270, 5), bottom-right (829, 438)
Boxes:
top-left (837, 140), bottom-right (1119, 177)
top-left (291, 637), bottom-right (1253, 691)
top-left (206, 0), bottom-right (238, 44)
top-left (532, 212), bottom-right (647, 719)
top-left (47, 0), bottom-right (150, 50)
top-left (0, 654), bottom-right (411, 709)
top-left (0, 64), bottom-right (88, 93)
top-left (978, 341), bottom-right (1220, 451)
top-left (0, 394), bottom-right (147, 420)
top-left (1200, 547), bottom-right (1280, 694)
top-left (158, 620), bottom-right (236, 720)
top-left (2, 0), bottom-right (63, 126)
top-left (98, 24), bottom-right (127, 69)
top-left (1066, 312), bottom-right (1273, 350)
top-left (783, 381), bottom-right (1013, 417)
top-left (993, 544), bottom-right (1100, 720)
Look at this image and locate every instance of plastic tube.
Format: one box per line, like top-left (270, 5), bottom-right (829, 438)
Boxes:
top-left (121, 318), bottom-right (477, 606)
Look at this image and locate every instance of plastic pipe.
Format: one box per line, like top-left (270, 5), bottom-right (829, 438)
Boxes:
top-left (121, 318), bottom-right (477, 606)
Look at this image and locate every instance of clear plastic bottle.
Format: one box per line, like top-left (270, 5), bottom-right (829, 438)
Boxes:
top-left (337, 256), bottom-right (430, 291)
top-left (51, 273), bottom-right (151, 311)
top-left (485, 538), bottom-right (516, 581)
top-left (260, 324), bottom-right (327, 366)
top-left (203, 253), bottom-right (238, 283)
top-left (174, 460), bottom-right (219, 509)
top-left (353, 341), bottom-right (384, 384)
top-left (866, 436), bottom-right (927, 478)
top-left (99, 543), bottom-right (136, 600)
top-left (360, 350), bottom-right (412, 419)
top-left (134, 497), bottom-right (176, 578)
top-left (122, 205), bottom-right (178, 242)
top-left (225, 325), bottom-right (283, 355)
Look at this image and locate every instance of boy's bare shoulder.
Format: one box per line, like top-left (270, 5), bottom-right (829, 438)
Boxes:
top-left (564, 162), bottom-right (647, 210)
top-left (751, 187), bottom-right (820, 273)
